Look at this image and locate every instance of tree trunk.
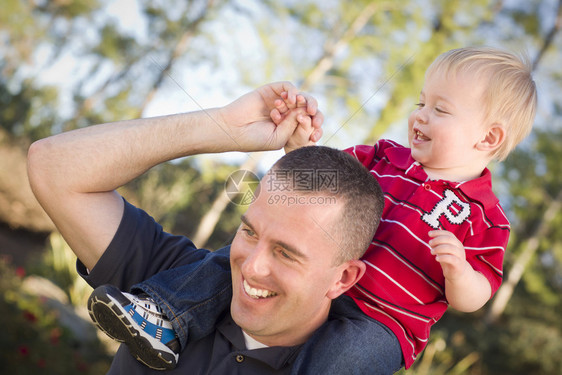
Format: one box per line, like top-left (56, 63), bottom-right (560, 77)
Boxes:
top-left (191, 156), bottom-right (258, 246)
top-left (485, 189), bottom-right (562, 324)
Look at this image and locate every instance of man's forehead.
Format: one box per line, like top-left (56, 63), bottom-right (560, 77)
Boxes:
top-left (242, 190), bottom-right (343, 257)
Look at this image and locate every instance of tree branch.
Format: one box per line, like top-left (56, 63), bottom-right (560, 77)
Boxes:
top-left (532, 0), bottom-right (562, 71)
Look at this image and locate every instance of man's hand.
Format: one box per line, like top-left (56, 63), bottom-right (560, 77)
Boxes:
top-left (219, 82), bottom-right (323, 151)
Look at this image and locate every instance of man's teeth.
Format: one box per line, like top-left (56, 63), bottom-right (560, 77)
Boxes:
top-left (244, 279), bottom-right (277, 299)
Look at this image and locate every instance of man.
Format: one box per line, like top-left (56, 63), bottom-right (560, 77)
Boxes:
top-left (27, 82), bottom-right (384, 374)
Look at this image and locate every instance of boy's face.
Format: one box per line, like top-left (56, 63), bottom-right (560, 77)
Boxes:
top-left (407, 69), bottom-right (491, 181)
top-left (229, 183), bottom-right (347, 347)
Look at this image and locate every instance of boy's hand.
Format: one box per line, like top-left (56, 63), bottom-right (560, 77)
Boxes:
top-left (428, 230), bottom-right (470, 282)
top-left (283, 107), bottom-right (314, 154)
top-left (277, 106), bottom-right (314, 153)
top-left (429, 230), bottom-right (492, 312)
top-left (271, 91), bottom-right (324, 144)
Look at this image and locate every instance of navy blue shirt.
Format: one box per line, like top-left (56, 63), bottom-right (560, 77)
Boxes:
top-left (78, 200), bottom-right (301, 374)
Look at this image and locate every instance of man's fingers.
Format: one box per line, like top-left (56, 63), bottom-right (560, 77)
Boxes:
top-left (270, 108), bottom-right (283, 125)
top-left (274, 98), bottom-right (289, 115)
top-left (283, 85), bottom-right (298, 106)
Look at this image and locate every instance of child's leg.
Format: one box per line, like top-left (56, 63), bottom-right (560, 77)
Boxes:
top-left (131, 247), bottom-right (232, 349)
top-left (88, 284), bottom-right (181, 370)
top-left (291, 295), bottom-right (404, 375)
top-left (87, 247), bottom-right (232, 370)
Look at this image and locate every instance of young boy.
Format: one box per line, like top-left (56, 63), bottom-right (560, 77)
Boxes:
top-left (88, 46), bottom-right (537, 373)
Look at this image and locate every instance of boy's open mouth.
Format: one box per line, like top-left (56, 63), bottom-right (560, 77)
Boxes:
top-left (414, 129), bottom-right (430, 141)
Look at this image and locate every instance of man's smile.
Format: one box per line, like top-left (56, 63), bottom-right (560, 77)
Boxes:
top-left (243, 279), bottom-right (278, 299)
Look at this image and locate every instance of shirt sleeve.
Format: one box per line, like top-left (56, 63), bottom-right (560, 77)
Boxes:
top-left (77, 198), bottom-right (210, 292)
top-left (343, 140), bottom-right (399, 170)
top-left (343, 144), bottom-right (376, 167)
top-left (463, 225), bottom-right (508, 296)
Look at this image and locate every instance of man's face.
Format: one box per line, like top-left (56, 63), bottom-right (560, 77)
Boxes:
top-left (229, 186), bottom-right (346, 347)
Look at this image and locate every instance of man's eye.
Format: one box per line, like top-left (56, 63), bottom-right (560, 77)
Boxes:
top-left (279, 249), bottom-right (295, 262)
top-left (242, 228), bottom-right (255, 237)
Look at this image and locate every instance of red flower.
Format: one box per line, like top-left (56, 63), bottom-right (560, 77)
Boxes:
top-left (18, 345), bottom-right (29, 356)
top-left (15, 266), bottom-right (26, 278)
top-left (23, 310), bottom-right (37, 323)
top-left (37, 358), bottom-right (46, 368)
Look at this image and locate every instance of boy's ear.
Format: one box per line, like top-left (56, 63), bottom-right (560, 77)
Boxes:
top-left (477, 123), bottom-right (506, 152)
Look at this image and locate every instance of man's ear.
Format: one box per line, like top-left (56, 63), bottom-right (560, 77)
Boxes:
top-left (477, 123), bottom-right (506, 152)
top-left (326, 260), bottom-right (366, 300)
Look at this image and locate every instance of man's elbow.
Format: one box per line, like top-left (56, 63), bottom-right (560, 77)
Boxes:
top-left (27, 138), bottom-right (57, 202)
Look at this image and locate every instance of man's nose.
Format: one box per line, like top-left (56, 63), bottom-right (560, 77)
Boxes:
top-left (242, 243), bottom-right (272, 278)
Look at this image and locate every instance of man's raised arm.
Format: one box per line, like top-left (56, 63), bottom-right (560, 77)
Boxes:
top-left (27, 82), bottom-right (320, 271)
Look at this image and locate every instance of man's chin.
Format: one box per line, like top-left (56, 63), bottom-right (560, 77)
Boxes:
top-left (232, 312), bottom-right (265, 338)
top-left (231, 299), bottom-right (271, 332)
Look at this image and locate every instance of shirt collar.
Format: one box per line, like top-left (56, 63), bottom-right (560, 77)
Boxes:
top-left (217, 315), bottom-right (302, 370)
top-left (385, 146), bottom-right (499, 209)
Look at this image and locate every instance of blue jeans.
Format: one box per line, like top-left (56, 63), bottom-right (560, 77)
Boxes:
top-left (133, 248), bottom-right (404, 374)
top-left (132, 246), bottom-right (233, 349)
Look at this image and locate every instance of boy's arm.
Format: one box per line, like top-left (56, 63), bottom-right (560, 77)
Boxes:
top-left (428, 230), bottom-right (492, 311)
top-left (27, 82), bottom-right (313, 271)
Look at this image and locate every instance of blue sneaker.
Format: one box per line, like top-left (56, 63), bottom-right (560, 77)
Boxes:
top-left (88, 284), bottom-right (180, 370)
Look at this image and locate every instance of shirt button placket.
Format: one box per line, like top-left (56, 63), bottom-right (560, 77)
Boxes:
top-left (235, 354), bottom-right (245, 363)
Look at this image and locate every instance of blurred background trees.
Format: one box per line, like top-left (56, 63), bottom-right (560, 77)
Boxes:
top-left (0, 0), bottom-right (560, 373)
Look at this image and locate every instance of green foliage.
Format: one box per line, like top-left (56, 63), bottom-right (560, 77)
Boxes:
top-left (27, 232), bottom-right (94, 307)
top-left (94, 24), bottom-right (140, 62)
top-left (482, 316), bottom-right (562, 374)
top-left (500, 129), bottom-right (562, 306)
top-left (0, 258), bottom-right (111, 374)
top-left (398, 307), bottom-right (562, 375)
top-left (36, 0), bottom-right (101, 19)
top-left (0, 79), bottom-right (60, 141)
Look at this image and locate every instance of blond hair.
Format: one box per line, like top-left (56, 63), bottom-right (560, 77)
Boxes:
top-left (426, 47), bottom-right (537, 161)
